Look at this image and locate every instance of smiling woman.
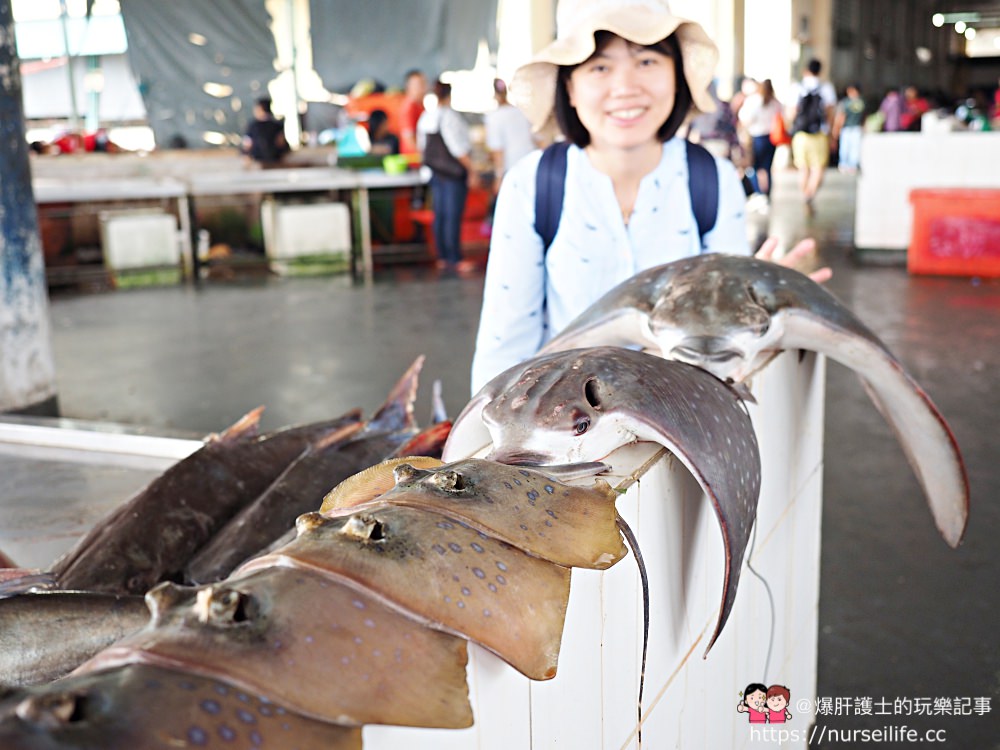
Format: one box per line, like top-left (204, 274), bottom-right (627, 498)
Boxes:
top-left (469, 0), bottom-right (828, 393)
top-left (469, 0), bottom-right (751, 392)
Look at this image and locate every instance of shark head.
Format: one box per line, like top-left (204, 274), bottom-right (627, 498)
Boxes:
top-left (482, 350), bottom-right (640, 466)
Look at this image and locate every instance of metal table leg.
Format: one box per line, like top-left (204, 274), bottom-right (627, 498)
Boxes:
top-left (355, 185), bottom-right (374, 285)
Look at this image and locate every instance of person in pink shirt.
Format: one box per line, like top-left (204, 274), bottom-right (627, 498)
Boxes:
top-left (737, 683), bottom-right (769, 723)
top-left (766, 684), bottom-right (793, 723)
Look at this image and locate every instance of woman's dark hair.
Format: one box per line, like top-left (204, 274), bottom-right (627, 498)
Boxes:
top-left (368, 109), bottom-right (388, 135)
top-left (761, 79), bottom-right (775, 105)
top-left (434, 79), bottom-right (452, 101)
top-left (554, 31), bottom-right (692, 147)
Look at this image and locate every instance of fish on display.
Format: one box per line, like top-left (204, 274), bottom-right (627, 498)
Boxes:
top-left (539, 253), bottom-right (969, 547)
top-left (47, 407), bottom-right (364, 596)
top-left (324, 458), bottom-right (626, 570)
top-left (185, 356), bottom-right (428, 584)
top-left (79, 566), bottom-right (473, 729)
top-left (240, 507), bottom-right (572, 681)
top-left (0, 663), bottom-right (362, 750)
top-left (443, 346), bottom-right (761, 653)
top-left (0, 592), bottom-right (148, 688)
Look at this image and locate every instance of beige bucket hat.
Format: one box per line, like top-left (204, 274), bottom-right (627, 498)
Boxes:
top-left (510, 0), bottom-right (719, 134)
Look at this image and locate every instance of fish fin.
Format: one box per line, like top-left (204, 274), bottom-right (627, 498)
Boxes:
top-left (320, 456), bottom-right (443, 512)
top-left (442, 392), bottom-right (493, 461)
top-left (782, 310), bottom-right (969, 546)
top-left (534, 461), bottom-right (611, 482)
top-left (210, 406), bottom-right (264, 444)
top-left (390, 421), bottom-right (452, 459)
top-left (367, 355), bottom-right (424, 432)
top-left (540, 310), bottom-right (656, 355)
top-left (0, 571), bottom-right (56, 598)
top-left (430, 379), bottom-right (449, 424)
top-left (728, 380), bottom-right (758, 404)
top-left (629, 386), bottom-right (761, 654)
top-left (312, 420), bottom-right (366, 451)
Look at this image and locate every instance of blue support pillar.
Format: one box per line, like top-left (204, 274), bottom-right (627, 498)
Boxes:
top-left (0, 1), bottom-right (58, 414)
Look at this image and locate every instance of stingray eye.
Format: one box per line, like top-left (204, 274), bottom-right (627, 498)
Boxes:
top-left (573, 418), bottom-right (590, 436)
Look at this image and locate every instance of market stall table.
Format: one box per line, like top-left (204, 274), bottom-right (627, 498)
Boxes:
top-left (32, 176), bottom-right (193, 280)
top-left (185, 166), bottom-right (428, 284)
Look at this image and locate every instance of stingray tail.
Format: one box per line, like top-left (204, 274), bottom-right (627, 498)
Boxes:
top-left (617, 514), bottom-right (648, 749)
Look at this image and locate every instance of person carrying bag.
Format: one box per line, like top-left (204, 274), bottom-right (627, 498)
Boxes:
top-left (417, 80), bottom-right (479, 273)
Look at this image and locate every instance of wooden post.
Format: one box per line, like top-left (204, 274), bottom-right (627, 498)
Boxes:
top-left (0, 0), bottom-right (58, 415)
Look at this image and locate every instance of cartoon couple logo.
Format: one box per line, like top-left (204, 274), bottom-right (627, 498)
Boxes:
top-left (737, 683), bottom-right (792, 724)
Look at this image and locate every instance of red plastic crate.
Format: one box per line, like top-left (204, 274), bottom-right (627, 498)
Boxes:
top-left (908, 189), bottom-right (1000, 277)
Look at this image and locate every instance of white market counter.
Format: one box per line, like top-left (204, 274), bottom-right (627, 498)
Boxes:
top-left (854, 132), bottom-right (1000, 251)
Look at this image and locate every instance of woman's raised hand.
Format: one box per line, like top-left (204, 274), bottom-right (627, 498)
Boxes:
top-left (754, 237), bottom-right (833, 284)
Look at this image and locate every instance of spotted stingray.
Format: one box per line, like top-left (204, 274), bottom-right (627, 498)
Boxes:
top-left (77, 566), bottom-right (472, 728)
top-left (538, 253), bottom-right (969, 547)
top-left (443, 346), bottom-right (761, 653)
top-left (0, 663), bottom-right (362, 750)
top-left (323, 457), bottom-right (626, 569)
top-left (240, 507), bottom-right (572, 680)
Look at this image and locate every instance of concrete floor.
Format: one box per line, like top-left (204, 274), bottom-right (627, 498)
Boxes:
top-left (2, 168), bottom-right (998, 747)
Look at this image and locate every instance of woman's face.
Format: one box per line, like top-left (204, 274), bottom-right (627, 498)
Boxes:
top-left (567, 35), bottom-right (676, 153)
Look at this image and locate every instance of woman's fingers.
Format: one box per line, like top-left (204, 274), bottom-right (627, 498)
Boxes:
top-left (754, 237), bottom-right (832, 283)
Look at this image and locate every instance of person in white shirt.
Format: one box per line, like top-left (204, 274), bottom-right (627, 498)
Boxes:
top-left (737, 78), bottom-right (783, 208)
top-left (484, 78), bottom-right (538, 192)
top-left (417, 80), bottom-right (479, 273)
top-left (470, 0), bottom-right (828, 393)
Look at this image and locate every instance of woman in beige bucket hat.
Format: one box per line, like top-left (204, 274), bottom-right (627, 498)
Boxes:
top-left (470, 0), bottom-right (824, 391)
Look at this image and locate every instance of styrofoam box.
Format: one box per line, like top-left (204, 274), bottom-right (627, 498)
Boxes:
top-left (261, 200), bottom-right (352, 259)
top-left (99, 211), bottom-right (180, 270)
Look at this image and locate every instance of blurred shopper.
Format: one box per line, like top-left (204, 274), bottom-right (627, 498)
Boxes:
top-left (738, 78), bottom-right (782, 211)
top-left (367, 109), bottom-right (400, 155)
top-left (400, 70), bottom-right (428, 155)
top-left (900, 86), bottom-right (929, 132)
top-left (833, 84), bottom-right (865, 173)
top-left (243, 97), bottom-right (289, 166)
top-left (484, 78), bottom-right (538, 193)
top-left (878, 89), bottom-right (904, 132)
top-left (788, 58), bottom-right (836, 212)
top-left (687, 79), bottom-right (740, 160)
top-left (417, 79), bottom-right (478, 274)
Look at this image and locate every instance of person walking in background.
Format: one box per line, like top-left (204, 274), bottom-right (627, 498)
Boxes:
top-left (417, 79), bottom-right (478, 274)
top-left (399, 70), bottom-right (428, 155)
top-left (484, 78), bottom-right (538, 194)
top-left (833, 84), bottom-right (865, 173)
top-left (738, 78), bottom-right (782, 212)
top-left (788, 58), bottom-right (836, 213)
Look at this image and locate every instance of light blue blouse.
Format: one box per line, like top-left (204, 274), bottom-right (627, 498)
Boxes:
top-left (470, 137), bottom-right (751, 393)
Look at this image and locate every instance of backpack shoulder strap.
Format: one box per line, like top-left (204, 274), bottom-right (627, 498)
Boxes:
top-left (534, 141), bottom-right (570, 254)
top-left (535, 140), bottom-right (718, 253)
top-left (685, 140), bottom-right (719, 249)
